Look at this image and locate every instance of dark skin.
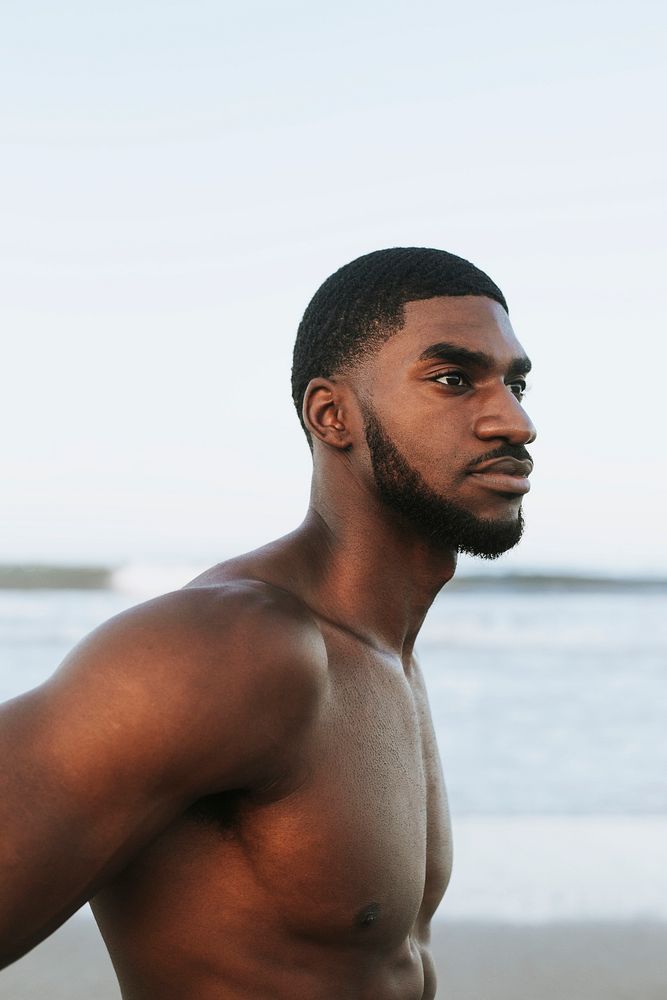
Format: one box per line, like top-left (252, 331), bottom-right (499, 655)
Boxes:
top-left (0, 295), bottom-right (536, 998)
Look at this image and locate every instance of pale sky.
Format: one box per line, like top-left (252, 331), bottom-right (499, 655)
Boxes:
top-left (2, 0), bottom-right (666, 574)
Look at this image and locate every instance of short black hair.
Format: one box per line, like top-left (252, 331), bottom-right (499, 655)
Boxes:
top-left (291, 246), bottom-right (508, 438)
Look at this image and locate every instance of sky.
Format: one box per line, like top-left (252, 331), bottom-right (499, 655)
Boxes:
top-left (2, 0), bottom-right (666, 574)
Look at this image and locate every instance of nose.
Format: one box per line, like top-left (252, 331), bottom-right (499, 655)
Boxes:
top-left (473, 388), bottom-right (537, 446)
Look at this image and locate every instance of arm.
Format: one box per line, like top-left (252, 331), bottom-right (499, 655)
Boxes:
top-left (0, 583), bottom-right (325, 968)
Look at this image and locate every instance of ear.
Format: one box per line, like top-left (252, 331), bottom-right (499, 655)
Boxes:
top-left (302, 378), bottom-right (353, 450)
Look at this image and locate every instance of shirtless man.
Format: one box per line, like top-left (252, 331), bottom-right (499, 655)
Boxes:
top-left (0, 247), bottom-right (535, 999)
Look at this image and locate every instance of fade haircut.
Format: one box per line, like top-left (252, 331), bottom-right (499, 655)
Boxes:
top-left (291, 246), bottom-right (508, 441)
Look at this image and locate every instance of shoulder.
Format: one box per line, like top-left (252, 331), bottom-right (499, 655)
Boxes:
top-left (174, 579), bottom-right (329, 711)
top-left (47, 580), bottom-right (328, 794)
top-left (68, 579), bottom-right (327, 684)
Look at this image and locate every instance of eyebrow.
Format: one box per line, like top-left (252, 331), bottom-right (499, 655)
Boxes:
top-left (417, 341), bottom-right (532, 379)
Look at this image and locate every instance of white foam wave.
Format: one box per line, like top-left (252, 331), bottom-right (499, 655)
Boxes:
top-left (110, 563), bottom-right (208, 599)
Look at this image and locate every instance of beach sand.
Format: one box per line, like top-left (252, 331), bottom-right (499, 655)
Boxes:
top-left (1, 916), bottom-right (665, 999)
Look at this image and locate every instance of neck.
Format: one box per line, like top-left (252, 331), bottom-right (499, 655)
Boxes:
top-left (289, 473), bottom-right (457, 660)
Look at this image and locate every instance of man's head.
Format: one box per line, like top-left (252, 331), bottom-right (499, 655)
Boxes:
top-left (292, 247), bottom-right (536, 559)
top-left (291, 247), bottom-right (508, 435)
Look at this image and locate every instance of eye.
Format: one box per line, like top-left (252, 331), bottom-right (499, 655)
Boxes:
top-left (507, 378), bottom-right (528, 400)
top-left (433, 370), bottom-right (470, 388)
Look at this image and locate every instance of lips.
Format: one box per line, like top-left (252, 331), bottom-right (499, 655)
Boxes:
top-left (471, 457), bottom-right (533, 477)
top-left (468, 456), bottom-right (533, 496)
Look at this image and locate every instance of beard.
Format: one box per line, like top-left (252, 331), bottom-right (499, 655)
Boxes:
top-left (362, 408), bottom-right (525, 560)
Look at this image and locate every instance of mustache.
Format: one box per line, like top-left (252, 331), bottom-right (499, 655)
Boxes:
top-left (468, 444), bottom-right (534, 471)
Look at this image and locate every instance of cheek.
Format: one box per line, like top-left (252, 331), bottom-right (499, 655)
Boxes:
top-left (398, 415), bottom-right (467, 476)
top-left (372, 393), bottom-right (422, 441)
top-left (369, 393), bottom-right (470, 482)
top-left (406, 432), bottom-right (469, 488)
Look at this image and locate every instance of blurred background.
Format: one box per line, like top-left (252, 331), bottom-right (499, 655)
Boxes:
top-left (1, 1), bottom-right (666, 997)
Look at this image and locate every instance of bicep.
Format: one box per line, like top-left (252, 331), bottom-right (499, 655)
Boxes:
top-left (0, 597), bottom-right (216, 964)
top-left (0, 667), bottom-right (196, 965)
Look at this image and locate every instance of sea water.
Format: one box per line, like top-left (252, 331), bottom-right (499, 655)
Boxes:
top-left (1, 570), bottom-right (665, 923)
top-left (417, 587), bottom-right (667, 922)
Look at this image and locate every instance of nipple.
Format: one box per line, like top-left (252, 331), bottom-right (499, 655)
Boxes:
top-left (356, 902), bottom-right (381, 929)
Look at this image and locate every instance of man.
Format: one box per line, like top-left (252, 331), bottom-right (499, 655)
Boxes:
top-left (0, 247), bottom-right (535, 999)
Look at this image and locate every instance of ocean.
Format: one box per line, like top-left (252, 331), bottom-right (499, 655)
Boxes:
top-left (1, 566), bottom-right (665, 924)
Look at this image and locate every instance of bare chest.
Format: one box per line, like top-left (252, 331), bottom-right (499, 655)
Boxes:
top-left (210, 645), bottom-right (453, 942)
top-left (98, 644), bottom-right (453, 975)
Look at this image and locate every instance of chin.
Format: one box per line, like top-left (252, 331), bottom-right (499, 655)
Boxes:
top-left (454, 508), bottom-right (525, 559)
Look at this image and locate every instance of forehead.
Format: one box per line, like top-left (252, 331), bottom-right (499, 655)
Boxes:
top-left (376, 295), bottom-right (525, 368)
